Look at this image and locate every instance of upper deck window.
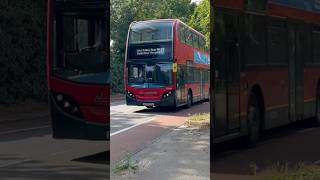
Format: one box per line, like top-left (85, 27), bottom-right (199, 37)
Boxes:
top-left (129, 21), bottom-right (173, 44)
top-left (178, 22), bottom-right (208, 52)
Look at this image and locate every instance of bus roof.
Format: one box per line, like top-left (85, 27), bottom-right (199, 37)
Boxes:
top-left (215, 0), bottom-right (320, 23)
top-left (54, 0), bottom-right (107, 10)
top-left (130, 19), bottom-right (206, 38)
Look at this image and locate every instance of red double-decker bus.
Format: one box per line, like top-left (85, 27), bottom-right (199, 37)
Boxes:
top-left (47, 0), bottom-right (109, 140)
top-left (212, 0), bottom-right (320, 146)
top-left (124, 19), bottom-right (210, 108)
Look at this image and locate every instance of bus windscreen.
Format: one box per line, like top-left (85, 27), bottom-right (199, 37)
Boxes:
top-left (53, 12), bottom-right (109, 84)
top-left (127, 63), bottom-right (172, 88)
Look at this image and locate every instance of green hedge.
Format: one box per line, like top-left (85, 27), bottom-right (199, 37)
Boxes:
top-left (0, 1), bottom-right (47, 103)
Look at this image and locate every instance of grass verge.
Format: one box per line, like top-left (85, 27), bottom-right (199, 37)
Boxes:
top-left (113, 152), bottom-right (139, 175)
top-left (187, 113), bottom-right (210, 129)
top-left (257, 163), bottom-right (320, 180)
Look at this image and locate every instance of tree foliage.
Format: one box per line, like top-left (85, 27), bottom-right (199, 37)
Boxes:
top-left (189, 0), bottom-right (210, 48)
top-left (0, 1), bottom-right (47, 103)
top-left (0, 0), bottom-right (210, 103)
top-left (110, 0), bottom-right (196, 93)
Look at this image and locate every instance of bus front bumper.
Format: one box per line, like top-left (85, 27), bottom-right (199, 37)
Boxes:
top-left (126, 94), bottom-right (175, 107)
top-left (50, 96), bottom-right (109, 141)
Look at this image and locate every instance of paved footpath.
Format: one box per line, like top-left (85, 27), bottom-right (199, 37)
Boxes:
top-left (111, 126), bottom-right (210, 180)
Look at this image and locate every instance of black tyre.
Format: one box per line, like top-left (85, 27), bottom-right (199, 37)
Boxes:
top-left (244, 93), bottom-right (261, 148)
top-left (187, 91), bottom-right (192, 108)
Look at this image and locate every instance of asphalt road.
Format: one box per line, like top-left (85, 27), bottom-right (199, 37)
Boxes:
top-left (110, 100), bottom-right (210, 135)
top-left (2, 102), bottom-right (318, 180)
top-left (0, 116), bottom-right (108, 180)
top-left (212, 119), bottom-right (320, 178)
top-left (110, 100), bottom-right (210, 179)
top-left (110, 100), bottom-right (210, 163)
top-left (110, 100), bottom-right (157, 135)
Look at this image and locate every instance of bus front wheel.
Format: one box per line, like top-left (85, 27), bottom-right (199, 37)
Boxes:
top-left (244, 93), bottom-right (261, 148)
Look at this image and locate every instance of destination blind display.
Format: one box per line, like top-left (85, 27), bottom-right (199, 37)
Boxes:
top-left (128, 42), bottom-right (172, 60)
top-left (137, 48), bottom-right (165, 56)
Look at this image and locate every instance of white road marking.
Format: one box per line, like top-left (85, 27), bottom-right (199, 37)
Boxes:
top-left (111, 117), bottom-right (156, 137)
top-left (0, 125), bottom-right (50, 136)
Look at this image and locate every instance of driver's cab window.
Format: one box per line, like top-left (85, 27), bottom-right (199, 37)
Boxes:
top-left (52, 11), bottom-right (108, 84)
top-left (63, 17), bottom-right (89, 51)
top-left (76, 19), bottom-right (89, 50)
top-left (63, 17), bottom-right (102, 52)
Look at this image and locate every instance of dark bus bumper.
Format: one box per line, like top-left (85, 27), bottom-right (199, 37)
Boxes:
top-left (126, 94), bottom-right (175, 107)
top-left (50, 97), bottom-right (109, 141)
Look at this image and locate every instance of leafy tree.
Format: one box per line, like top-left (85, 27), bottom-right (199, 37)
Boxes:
top-left (110, 0), bottom-right (196, 93)
top-left (189, 0), bottom-right (210, 48)
top-left (0, 1), bottom-right (47, 103)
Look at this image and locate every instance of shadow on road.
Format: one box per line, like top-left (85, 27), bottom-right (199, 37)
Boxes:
top-left (0, 157), bottom-right (108, 180)
top-left (134, 100), bottom-right (210, 116)
top-left (212, 119), bottom-right (320, 175)
top-left (73, 151), bottom-right (109, 165)
top-left (0, 127), bottom-right (51, 142)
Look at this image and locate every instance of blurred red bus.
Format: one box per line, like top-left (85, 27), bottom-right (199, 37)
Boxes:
top-left (125, 19), bottom-right (210, 108)
top-left (47, 0), bottom-right (109, 140)
top-left (212, 0), bottom-right (320, 146)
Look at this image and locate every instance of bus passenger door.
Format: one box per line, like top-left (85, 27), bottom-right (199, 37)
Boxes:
top-left (176, 65), bottom-right (186, 105)
top-left (288, 22), bottom-right (304, 121)
top-left (295, 24), bottom-right (305, 121)
top-left (200, 70), bottom-right (205, 100)
top-left (225, 13), bottom-right (240, 132)
top-left (213, 11), bottom-right (228, 137)
top-left (288, 23), bottom-right (297, 122)
top-left (213, 11), bottom-right (240, 137)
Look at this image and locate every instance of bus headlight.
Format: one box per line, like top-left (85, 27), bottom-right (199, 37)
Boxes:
top-left (162, 91), bottom-right (173, 99)
top-left (72, 107), bottom-right (79, 113)
top-left (64, 101), bottom-right (70, 109)
top-left (53, 92), bottom-right (81, 117)
top-left (57, 94), bottom-right (63, 102)
top-left (127, 91), bottom-right (136, 98)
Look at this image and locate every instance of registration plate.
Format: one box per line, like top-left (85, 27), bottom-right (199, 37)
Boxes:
top-left (143, 103), bottom-right (154, 106)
